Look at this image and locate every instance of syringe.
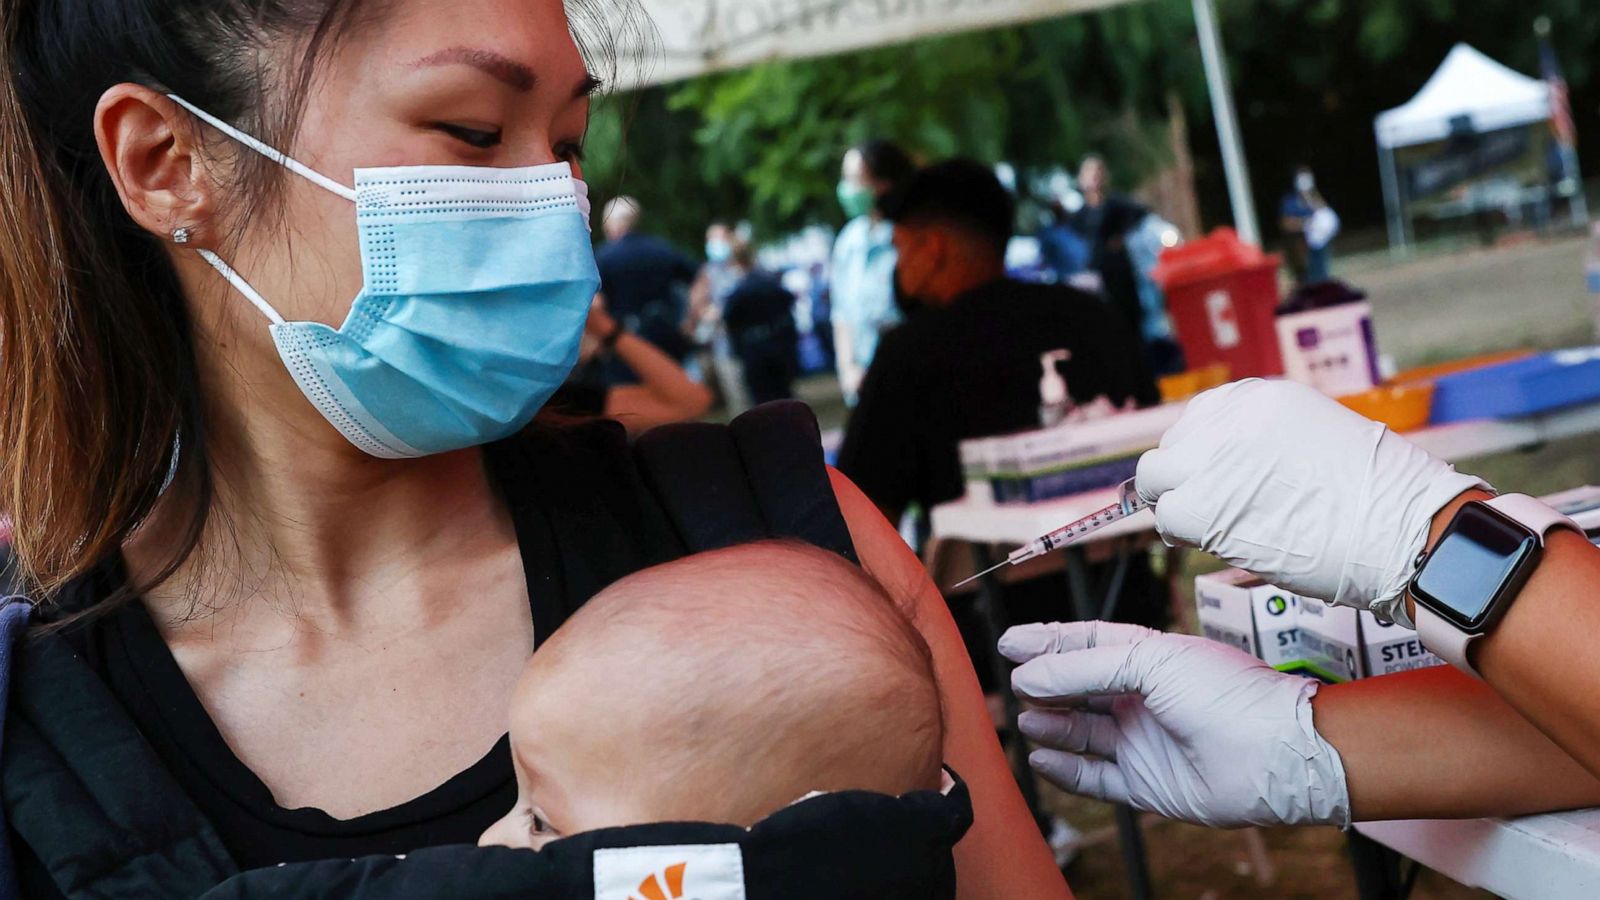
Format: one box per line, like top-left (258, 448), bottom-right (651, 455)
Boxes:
top-left (953, 478), bottom-right (1150, 589)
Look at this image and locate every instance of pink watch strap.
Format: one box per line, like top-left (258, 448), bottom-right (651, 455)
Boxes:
top-left (1414, 494), bottom-right (1581, 677)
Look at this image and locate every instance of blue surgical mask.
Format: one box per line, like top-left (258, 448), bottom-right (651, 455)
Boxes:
top-left (169, 96), bottom-right (599, 458)
top-left (705, 239), bottom-right (732, 264)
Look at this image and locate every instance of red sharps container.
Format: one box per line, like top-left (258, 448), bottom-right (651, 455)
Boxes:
top-left (1151, 228), bottom-right (1285, 379)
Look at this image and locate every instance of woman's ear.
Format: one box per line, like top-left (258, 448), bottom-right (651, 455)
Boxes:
top-left (94, 84), bottom-right (217, 246)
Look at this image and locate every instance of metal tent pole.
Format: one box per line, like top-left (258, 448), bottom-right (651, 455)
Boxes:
top-left (1378, 142), bottom-right (1407, 255)
top-left (1563, 144), bottom-right (1590, 227)
top-left (1191, 0), bottom-right (1260, 247)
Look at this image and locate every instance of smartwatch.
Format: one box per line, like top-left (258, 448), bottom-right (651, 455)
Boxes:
top-left (1409, 494), bottom-right (1581, 677)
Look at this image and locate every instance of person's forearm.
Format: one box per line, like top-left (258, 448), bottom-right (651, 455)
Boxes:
top-left (1472, 527), bottom-right (1600, 775)
top-left (1405, 491), bottom-right (1600, 779)
top-left (1319, 488), bottom-right (1600, 820)
top-left (606, 333), bottom-right (712, 429)
top-left (1313, 666), bottom-right (1600, 820)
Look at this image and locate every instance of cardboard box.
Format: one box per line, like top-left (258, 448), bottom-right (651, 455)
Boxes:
top-left (959, 402), bottom-right (1188, 506)
top-left (1358, 611), bottom-right (1445, 677)
top-left (1189, 486), bottom-right (1599, 685)
top-left (1277, 301), bottom-right (1380, 397)
top-left (1297, 600), bottom-right (1364, 682)
top-left (1194, 569), bottom-right (1308, 672)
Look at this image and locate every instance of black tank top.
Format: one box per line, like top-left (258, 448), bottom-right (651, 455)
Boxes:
top-left (58, 421), bottom-right (685, 870)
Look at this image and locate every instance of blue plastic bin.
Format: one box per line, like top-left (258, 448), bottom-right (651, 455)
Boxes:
top-left (1430, 348), bottom-right (1600, 424)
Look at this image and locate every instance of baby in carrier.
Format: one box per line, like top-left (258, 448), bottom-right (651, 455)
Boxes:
top-left (205, 541), bottom-right (970, 899)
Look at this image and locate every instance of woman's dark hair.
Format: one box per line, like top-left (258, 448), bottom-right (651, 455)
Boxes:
top-left (854, 138), bottom-right (915, 197)
top-left (0, 0), bottom-right (639, 625)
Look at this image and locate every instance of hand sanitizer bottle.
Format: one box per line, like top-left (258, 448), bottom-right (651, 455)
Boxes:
top-left (1038, 349), bottom-right (1074, 428)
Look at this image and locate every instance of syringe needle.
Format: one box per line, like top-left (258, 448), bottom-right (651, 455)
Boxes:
top-left (947, 479), bottom-right (1145, 593)
top-left (952, 560), bottom-right (1011, 591)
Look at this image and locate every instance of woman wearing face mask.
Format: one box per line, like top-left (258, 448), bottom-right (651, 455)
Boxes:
top-left (0, 1), bottom-right (1061, 897)
top-left (829, 139), bottom-right (915, 406)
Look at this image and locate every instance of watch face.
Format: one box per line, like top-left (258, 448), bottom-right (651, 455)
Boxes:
top-left (1411, 503), bottom-right (1540, 631)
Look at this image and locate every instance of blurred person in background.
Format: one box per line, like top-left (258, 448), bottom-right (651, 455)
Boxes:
top-left (695, 220), bottom-right (740, 306)
top-left (1070, 155), bottom-right (1149, 343)
top-left (1125, 213), bottom-right (1187, 376)
top-left (596, 196), bottom-right (699, 380)
top-left (689, 220), bottom-right (751, 414)
top-left (1037, 199), bottom-right (1093, 285)
top-left (838, 158), bottom-right (1164, 695)
top-left (840, 159), bottom-right (1165, 862)
top-left (830, 139), bottom-right (916, 406)
top-left (722, 240), bottom-right (801, 406)
top-left (1281, 164), bottom-right (1338, 285)
top-left (552, 296), bottom-right (713, 436)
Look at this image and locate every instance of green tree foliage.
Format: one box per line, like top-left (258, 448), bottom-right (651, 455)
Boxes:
top-left (584, 0), bottom-right (1600, 252)
top-left (586, 0), bottom-right (1206, 248)
top-left (664, 31), bottom-right (1019, 232)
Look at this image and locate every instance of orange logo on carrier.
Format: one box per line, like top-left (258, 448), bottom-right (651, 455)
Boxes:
top-left (630, 862), bottom-right (689, 900)
top-left (594, 843), bottom-right (743, 900)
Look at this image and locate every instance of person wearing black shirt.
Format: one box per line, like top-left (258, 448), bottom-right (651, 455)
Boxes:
top-left (837, 159), bottom-right (1165, 690)
top-left (1070, 155), bottom-right (1149, 342)
top-left (595, 197), bottom-right (700, 374)
top-left (839, 160), bottom-right (1158, 522)
top-left (721, 241), bottom-right (800, 405)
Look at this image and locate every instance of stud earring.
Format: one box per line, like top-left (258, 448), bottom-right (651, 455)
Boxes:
top-left (172, 227), bottom-right (191, 245)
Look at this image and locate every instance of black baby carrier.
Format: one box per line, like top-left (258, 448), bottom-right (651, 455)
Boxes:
top-left (0, 402), bottom-right (971, 899)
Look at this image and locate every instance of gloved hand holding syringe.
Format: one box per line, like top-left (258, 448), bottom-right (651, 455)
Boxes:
top-left (954, 477), bottom-right (1150, 589)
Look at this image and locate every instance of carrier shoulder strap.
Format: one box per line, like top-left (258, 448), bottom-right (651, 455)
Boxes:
top-left (197, 777), bottom-right (971, 899)
top-left (631, 400), bottom-right (859, 565)
top-left (0, 547), bottom-right (236, 898)
top-left (0, 546), bottom-right (31, 900)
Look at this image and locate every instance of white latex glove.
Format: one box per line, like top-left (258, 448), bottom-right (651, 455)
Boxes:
top-left (1002, 621), bottom-right (1351, 828)
top-left (1139, 379), bottom-right (1486, 624)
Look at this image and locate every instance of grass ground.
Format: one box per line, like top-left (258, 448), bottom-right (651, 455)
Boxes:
top-left (797, 234), bottom-right (1600, 898)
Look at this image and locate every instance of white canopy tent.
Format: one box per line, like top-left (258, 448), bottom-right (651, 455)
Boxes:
top-left (1374, 43), bottom-right (1574, 251)
top-left (1376, 43), bottom-right (1552, 148)
top-left (614, 0), bottom-right (1263, 247)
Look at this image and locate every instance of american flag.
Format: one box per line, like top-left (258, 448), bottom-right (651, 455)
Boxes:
top-left (1541, 39), bottom-right (1578, 149)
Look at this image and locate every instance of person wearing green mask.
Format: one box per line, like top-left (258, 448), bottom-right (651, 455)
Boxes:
top-left (829, 140), bottom-right (915, 405)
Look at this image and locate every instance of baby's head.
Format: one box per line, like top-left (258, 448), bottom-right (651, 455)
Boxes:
top-left (480, 541), bottom-right (944, 849)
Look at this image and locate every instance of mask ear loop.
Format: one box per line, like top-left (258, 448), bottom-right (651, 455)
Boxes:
top-left (167, 94), bottom-right (358, 327)
top-left (167, 94), bottom-right (357, 202)
top-left (196, 250), bottom-right (286, 326)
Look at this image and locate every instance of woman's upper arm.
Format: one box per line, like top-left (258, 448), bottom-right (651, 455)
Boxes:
top-left (829, 468), bottom-right (1071, 900)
